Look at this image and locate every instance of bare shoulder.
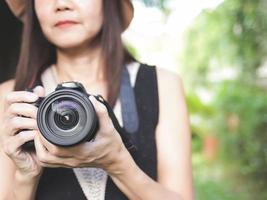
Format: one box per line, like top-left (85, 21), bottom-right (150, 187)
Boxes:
top-left (156, 67), bottom-right (185, 110)
top-left (156, 67), bottom-right (182, 82)
top-left (0, 79), bottom-right (15, 114)
top-left (156, 66), bottom-right (189, 136)
top-left (156, 67), bottom-right (184, 94)
top-left (155, 66), bottom-right (189, 135)
top-left (0, 79), bottom-right (15, 97)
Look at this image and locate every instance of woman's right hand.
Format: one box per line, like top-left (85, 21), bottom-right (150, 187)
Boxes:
top-left (0, 86), bottom-right (45, 180)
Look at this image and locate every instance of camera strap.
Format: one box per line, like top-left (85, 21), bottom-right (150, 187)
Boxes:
top-left (119, 66), bottom-right (139, 134)
top-left (94, 95), bottom-right (137, 155)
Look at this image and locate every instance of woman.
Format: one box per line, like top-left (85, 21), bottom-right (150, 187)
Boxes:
top-left (0, 0), bottom-right (193, 199)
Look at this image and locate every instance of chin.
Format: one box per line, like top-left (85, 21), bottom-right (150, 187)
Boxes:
top-left (50, 33), bottom-right (97, 49)
top-left (55, 41), bottom-right (84, 49)
top-left (50, 37), bottom-right (91, 50)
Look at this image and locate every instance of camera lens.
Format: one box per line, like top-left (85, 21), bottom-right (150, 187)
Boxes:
top-left (37, 89), bottom-right (98, 146)
top-left (53, 100), bottom-right (80, 130)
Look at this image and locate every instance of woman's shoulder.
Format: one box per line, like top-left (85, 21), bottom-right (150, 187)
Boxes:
top-left (0, 79), bottom-right (15, 92)
top-left (137, 63), bottom-right (182, 84)
top-left (157, 68), bottom-right (184, 101)
top-left (0, 79), bottom-right (15, 119)
top-left (156, 67), bottom-right (182, 85)
top-left (155, 67), bottom-right (186, 119)
top-left (134, 63), bottom-right (183, 95)
top-left (0, 79), bottom-right (15, 99)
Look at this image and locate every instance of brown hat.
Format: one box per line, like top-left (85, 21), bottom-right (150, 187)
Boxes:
top-left (5, 0), bottom-right (134, 31)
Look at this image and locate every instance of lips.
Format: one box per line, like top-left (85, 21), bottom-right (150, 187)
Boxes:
top-left (55, 20), bottom-right (78, 28)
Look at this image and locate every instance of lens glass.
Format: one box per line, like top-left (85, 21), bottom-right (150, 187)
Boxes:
top-left (49, 98), bottom-right (84, 131)
top-left (54, 106), bottom-right (79, 130)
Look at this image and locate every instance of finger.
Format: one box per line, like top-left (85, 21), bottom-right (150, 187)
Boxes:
top-left (34, 134), bottom-right (56, 165)
top-left (35, 135), bottom-right (94, 168)
top-left (89, 96), bottom-right (113, 132)
top-left (38, 134), bottom-right (73, 158)
top-left (3, 130), bottom-right (37, 157)
top-left (35, 135), bottom-right (67, 164)
top-left (42, 137), bottom-right (97, 161)
top-left (5, 91), bottom-right (38, 105)
top-left (39, 162), bottom-right (69, 168)
top-left (7, 103), bottom-right (38, 119)
top-left (39, 160), bottom-right (81, 168)
top-left (32, 86), bottom-right (45, 97)
top-left (8, 117), bottom-right (37, 135)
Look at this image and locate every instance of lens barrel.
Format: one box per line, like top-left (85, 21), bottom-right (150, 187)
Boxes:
top-left (37, 88), bottom-right (98, 147)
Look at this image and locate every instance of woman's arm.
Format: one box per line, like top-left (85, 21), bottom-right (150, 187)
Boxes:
top-left (109, 68), bottom-right (193, 200)
top-left (0, 80), bottom-right (17, 199)
top-left (156, 68), bottom-right (193, 199)
top-left (0, 80), bottom-right (41, 200)
top-left (109, 147), bottom-right (183, 200)
top-left (1, 166), bottom-right (40, 200)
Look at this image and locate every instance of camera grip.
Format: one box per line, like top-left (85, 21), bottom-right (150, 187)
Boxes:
top-left (21, 94), bottom-right (45, 151)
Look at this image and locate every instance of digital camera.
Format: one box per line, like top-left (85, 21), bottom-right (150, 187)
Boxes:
top-left (22, 81), bottom-right (136, 153)
top-left (25, 81), bottom-right (99, 148)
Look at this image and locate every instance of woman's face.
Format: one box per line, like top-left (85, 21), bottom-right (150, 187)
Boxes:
top-left (34, 0), bottom-right (103, 49)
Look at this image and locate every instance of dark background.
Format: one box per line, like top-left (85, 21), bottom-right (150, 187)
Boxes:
top-left (0, 1), bottom-right (22, 83)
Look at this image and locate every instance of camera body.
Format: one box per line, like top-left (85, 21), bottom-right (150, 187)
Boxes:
top-left (24, 81), bottom-right (99, 149)
top-left (22, 81), bottom-right (136, 153)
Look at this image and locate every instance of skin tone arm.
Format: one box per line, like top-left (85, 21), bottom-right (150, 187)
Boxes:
top-left (157, 68), bottom-right (193, 199)
top-left (0, 81), bottom-right (44, 200)
top-left (107, 68), bottom-right (193, 200)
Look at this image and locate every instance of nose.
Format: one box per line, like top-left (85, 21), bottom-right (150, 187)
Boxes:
top-left (55, 0), bottom-right (73, 12)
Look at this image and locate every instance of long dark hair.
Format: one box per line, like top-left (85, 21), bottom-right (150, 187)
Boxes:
top-left (14, 0), bottom-right (135, 107)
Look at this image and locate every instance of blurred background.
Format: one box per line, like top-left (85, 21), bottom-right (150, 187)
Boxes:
top-left (1, 0), bottom-right (267, 199)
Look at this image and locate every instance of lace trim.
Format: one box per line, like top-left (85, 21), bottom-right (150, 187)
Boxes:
top-left (73, 168), bottom-right (108, 200)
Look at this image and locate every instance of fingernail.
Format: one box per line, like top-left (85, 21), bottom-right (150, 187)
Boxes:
top-left (89, 96), bottom-right (96, 104)
top-left (29, 93), bottom-right (39, 100)
top-left (20, 131), bottom-right (35, 138)
top-left (33, 85), bottom-right (43, 91)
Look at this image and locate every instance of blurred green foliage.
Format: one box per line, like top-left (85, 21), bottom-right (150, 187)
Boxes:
top-left (182, 0), bottom-right (267, 84)
top-left (213, 82), bottom-right (267, 187)
top-left (181, 0), bottom-right (267, 198)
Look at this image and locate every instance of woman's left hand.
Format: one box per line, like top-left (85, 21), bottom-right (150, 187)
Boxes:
top-left (34, 96), bottom-right (127, 175)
